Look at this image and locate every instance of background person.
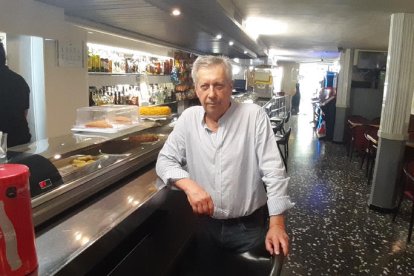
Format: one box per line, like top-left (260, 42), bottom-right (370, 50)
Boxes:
top-left (156, 55), bottom-right (294, 274)
top-left (291, 82), bottom-right (301, 115)
top-left (0, 42), bottom-right (31, 147)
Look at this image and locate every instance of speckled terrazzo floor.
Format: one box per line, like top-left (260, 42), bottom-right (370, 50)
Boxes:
top-left (283, 113), bottom-right (414, 276)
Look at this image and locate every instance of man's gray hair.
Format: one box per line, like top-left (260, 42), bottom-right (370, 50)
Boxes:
top-left (191, 55), bottom-right (233, 85)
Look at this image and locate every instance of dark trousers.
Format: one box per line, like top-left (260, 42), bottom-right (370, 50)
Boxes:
top-left (177, 206), bottom-right (269, 276)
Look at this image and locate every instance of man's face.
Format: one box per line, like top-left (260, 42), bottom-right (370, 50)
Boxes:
top-left (195, 65), bottom-right (232, 120)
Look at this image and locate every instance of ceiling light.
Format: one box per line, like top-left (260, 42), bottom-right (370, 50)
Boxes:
top-left (228, 41), bottom-right (234, 46)
top-left (244, 50), bottom-right (248, 54)
top-left (232, 65), bottom-right (241, 75)
top-left (216, 34), bottom-right (222, 40)
top-left (171, 8), bottom-right (181, 16)
top-left (244, 17), bottom-right (287, 39)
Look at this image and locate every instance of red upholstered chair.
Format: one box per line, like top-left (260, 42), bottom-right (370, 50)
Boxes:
top-left (349, 125), bottom-right (369, 163)
top-left (360, 125), bottom-right (379, 184)
top-left (370, 117), bottom-right (381, 126)
top-left (345, 115), bottom-right (369, 156)
top-left (393, 161), bottom-right (414, 242)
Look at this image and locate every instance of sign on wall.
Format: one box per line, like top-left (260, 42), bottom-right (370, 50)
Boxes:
top-left (57, 40), bottom-right (84, 68)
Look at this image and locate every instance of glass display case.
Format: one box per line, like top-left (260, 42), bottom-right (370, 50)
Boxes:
top-left (72, 105), bottom-right (140, 133)
top-left (7, 120), bottom-right (174, 227)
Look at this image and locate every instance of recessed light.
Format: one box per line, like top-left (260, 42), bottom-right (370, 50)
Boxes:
top-left (229, 41), bottom-right (234, 46)
top-left (171, 8), bottom-right (181, 16)
top-left (216, 34), bottom-right (222, 40)
top-left (244, 50), bottom-right (248, 54)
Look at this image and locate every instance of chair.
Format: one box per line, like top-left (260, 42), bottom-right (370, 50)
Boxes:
top-left (281, 111), bottom-right (291, 134)
top-left (349, 125), bottom-right (369, 162)
top-left (393, 161), bottom-right (414, 243)
top-left (360, 125), bottom-right (379, 184)
top-left (275, 127), bottom-right (292, 172)
top-left (370, 117), bottom-right (381, 126)
top-left (345, 115), bottom-right (369, 155)
top-left (271, 120), bottom-right (285, 136)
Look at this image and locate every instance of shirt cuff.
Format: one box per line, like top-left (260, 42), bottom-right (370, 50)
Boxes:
top-left (163, 168), bottom-right (190, 185)
top-left (267, 196), bottom-right (295, 216)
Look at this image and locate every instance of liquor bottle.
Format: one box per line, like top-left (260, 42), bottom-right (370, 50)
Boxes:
top-left (87, 49), bottom-right (93, 72)
top-left (113, 91), bottom-right (118, 104)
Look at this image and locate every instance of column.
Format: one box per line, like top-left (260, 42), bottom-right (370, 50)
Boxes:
top-left (369, 13), bottom-right (414, 210)
top-left (333, 49), bottom-right (353, 142)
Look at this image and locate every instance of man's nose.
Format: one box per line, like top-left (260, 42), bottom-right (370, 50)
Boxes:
top-left (207, 87), bottom-right (218, 97)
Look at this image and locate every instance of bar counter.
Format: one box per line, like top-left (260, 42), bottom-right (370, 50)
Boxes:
top-left (8, 118), bottom-right (195, 275)
top-left (36, 168), bottom-right (168, 275)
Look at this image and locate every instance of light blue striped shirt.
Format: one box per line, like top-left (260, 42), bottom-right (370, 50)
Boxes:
top-left (156, 100), bottom-right (294, 219)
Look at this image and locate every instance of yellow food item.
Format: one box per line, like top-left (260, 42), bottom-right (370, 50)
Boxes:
top-left (85, 120), bottom-right (113, 128)
top-left (76, 155), bottom-right (94, 161)
top-left (72, 155), bottom-right (96, 167)
top-left (139, 106), bottom-right (171, 116)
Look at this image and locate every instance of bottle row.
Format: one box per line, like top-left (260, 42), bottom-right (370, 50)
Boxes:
top-left (87, 44), bottom-right (173, 75)
top-left (89, 83), bottom-right (177, 107)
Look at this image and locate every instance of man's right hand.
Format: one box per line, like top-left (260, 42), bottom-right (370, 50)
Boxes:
top-left (174, 178), bottom-right (214, 216)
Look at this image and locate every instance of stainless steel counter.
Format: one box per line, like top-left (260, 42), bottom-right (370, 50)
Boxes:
top-left (36, 168), bottom-right (168, 276)
top-left (6, 120), bottom-right (174, 226)
top-left (7, 118), bottom-right (182, 275)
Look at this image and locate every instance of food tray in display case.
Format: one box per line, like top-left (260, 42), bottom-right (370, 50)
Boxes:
top-left (53, 153), bottom-right (131, 182)
top-left (71, 123), bottom-right (140, 133)
top-left (140, 114), bottom-right (173, 121)
top-left (72, 105), bottom-right (140, 133)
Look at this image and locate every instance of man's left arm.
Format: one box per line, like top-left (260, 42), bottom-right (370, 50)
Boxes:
top-left (255, 109), bottom-right (294, 255)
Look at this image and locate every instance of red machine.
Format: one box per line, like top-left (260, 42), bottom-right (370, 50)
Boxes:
top-left (0, 164), bottom-right (38, 275)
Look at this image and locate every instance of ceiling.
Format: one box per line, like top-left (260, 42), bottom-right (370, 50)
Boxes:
top-left (35, 0), bottom-right (414, 63)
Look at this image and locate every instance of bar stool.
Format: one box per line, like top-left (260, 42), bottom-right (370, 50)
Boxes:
top-left (393, 161), bottom-right (414, 243)
top-left (175, 236), bottom-right (285, 276)
top-left (219, 244), bottom-right (284, 276)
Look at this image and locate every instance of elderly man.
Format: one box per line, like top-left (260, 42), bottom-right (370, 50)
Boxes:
top-left (156, 55), bottom-right (293, 273)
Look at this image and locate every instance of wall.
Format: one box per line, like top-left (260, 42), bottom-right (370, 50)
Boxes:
top-left (43, 40), bottom-right (88, 137)
top-left (0, 0), bottom-right (174, 138)
top-left (349, 88), bottom-right (383, 120)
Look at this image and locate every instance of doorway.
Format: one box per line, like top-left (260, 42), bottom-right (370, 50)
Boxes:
top-left (298, 63), bottom-right (330, 119)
